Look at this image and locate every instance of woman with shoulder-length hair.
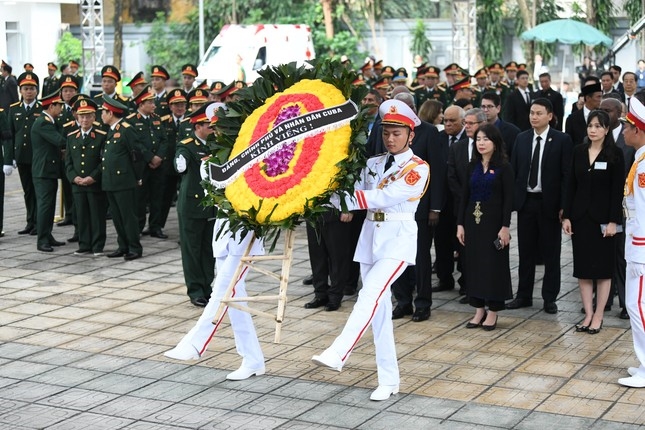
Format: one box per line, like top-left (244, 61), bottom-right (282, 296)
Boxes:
top-left (418, 99), bottom-right (444, 130)
top-left (562, 109), bottom-right (624, 334)
top-left (457, 123), bottom-right (514, 331)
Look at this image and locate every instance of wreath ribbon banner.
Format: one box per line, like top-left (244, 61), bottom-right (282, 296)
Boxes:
top-left (207, 99), bottom-right (359, 188)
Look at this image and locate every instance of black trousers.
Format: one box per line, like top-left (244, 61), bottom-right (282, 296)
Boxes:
top-left (306, 218), bottom-right (353, 305)
top-left (33, 177), bottom-right (57, 247)
top-left (516, 194), bottom-right (562, 302)
top-left (18, 163), bottom-right (36, 226)
top-left (612, 226), bottom-right (627, 308)
top-left (392, 219), bottom-right (433, 309)
top-left (434, 197), bottom-right (457, 286)
top-left (469, 296), bottom-right (505, 312)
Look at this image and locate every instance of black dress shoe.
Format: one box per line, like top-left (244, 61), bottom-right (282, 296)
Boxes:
top-left (587, 321), bottom-right (603, 335)
top-left (620, 308), bottom-right (630, 320)
top-left (56, 218), bottom-right (72, 227)
top-left (412, 307), bottom-right (431, 322)
top-left (506, 298), bottom-right (533, 309)
top-left (29, 228), bottom-right (37, 235)
top-left (67, 234), bottom-right (79, 243)
top-left (50, 240), bottom-right (65, 247)
top-left (482, 316), bottom-right (498, 331)
top-left (37, 245), bottom-right (53, 252)
top-left (141, 228), bottom-right (151, 235)
top-left (325, 303), bottom-right (341, 312)
top-left (190, 297), bottom-right (208, 307)
top-left (304, 297), bottom-right (328, 309)
top-left (466, 313), bottom-right (487, 329)
top-left (344, 287), bottom-right (357, 296)
top-left (107, 250), bottom-right (126, 258)
top-left (0, 231), bottom-right (5, 237)
top-left (18, 225), bottom-right (35, 234)
top-left (150, 230), bottom-right (168, 239)
top-left (302, 275), bottom-right (314, 285)
top-left (543, 301), bottom-right (558, 314)
top-left (392, 304), bottom-right (413, 319)
top-left (124, 252), bottom-right (142, 261)
top-left (431, 282), bottom-right (455, 293)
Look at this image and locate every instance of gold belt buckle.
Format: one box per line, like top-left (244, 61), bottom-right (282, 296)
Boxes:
top-left (373, 212), bottom-right (385, 222)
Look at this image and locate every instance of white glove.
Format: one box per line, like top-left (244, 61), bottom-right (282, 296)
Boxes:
top-left (3, 165), bottom-right (13, 176)
top-left (12, 160), bottom-right (16, 168)
top-left (628, 262), bottom-right (645, 278)
top-left (175, 154), bottom-right (186, 173)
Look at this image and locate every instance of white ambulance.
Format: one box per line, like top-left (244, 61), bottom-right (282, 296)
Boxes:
top-left (198, 24), bottom-right (315, 84)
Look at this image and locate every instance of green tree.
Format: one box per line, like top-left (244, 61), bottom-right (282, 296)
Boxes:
top-left (477, 0), bottom-right (505, 65)
top-left (55, 32), bottom-right (82, 69)
top-left (512, 0), bottom-right (563, 70)
top-left (410, 20), bottom-right (432, 60)
top-left (571, 0), bottom-right (615, 56)
top-left (625, 0), bottom-right (643, 26)
top-left (144, 12), bottom-right (195, 77)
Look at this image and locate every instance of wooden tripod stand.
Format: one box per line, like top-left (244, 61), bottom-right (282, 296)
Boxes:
top-left (211, 229), bottom-right (295, 343)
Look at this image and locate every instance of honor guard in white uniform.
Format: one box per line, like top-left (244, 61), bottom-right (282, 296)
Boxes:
top-left (312, 99), bottom-right (429, 401)
top-left (164, 104), bottom-right (266, 381)
top-left (620, 96), bottom-right (645, 388)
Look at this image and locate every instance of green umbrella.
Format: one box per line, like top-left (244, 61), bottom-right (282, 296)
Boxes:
top-left (520, 19), bottom-right (612, 47)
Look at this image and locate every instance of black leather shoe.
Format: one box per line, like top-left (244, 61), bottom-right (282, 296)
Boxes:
top-left (543, 301), bottom-right (558, 314)
top-left (506, 298), bottom-right (533, 309)
top-left (141, 229), bottom-right (151, 235)
top-left (56, 218), bottom-right (72, 227)
top-left (325, 303), bottom-right (341, 312)
top-left (344, 287), bottom-right (357, 296)
top-left (50, 240), bottom-right (65, 247)
top-left (431, 282), bottom-right (455, 293)
top-left (150, 230), bottom-right (168, 239)
top-left (482, 316), bottom-right (498, 331)
top-left (190, 297), bottom-right (208, 307)
top-left (29, 228), bottom-right (37, 235)
top-left (124, 252), bottom-right (142, 261)
top-left (412, 307), bottom-right (431, 322)
top-left (620, 308), bottom-right (630, 320)
top-left (304, 297), bottom-right (328, 309)
top-left (302, 275), bottom-right (314, 285)
top-left (67, 234), bottom-right (79, 243)
top-left (107, 250), bottom-right (126, 258)
top-left (392, 304), bottom-right (413, 319)
top-left (18, 225), bottom-right (35, 235)
top-left (466, 313), bottom-right (487, 329)
top-left (0, 231), bottom-right (5, 237)
top-left (37, 245), bottom-right (53, 252)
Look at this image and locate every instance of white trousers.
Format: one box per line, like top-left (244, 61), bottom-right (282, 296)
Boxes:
top-left (176, 253), bottom-right (265, 369)
top-left (627, 263), bottom-right (645, 377)
top-left (328, 259), bottom-right (407, 386)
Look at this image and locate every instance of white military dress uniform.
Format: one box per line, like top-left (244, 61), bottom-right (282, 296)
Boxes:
top-left (164, 125), bottom-right (266, 381)
top-left (313, 100), bottom-right (429, 400)
top-left (620, 97), bottom-right (645, 388)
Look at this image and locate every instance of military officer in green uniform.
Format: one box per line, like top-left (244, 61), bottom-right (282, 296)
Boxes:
top-left (100, 96), bottom-right (144, 260)
top-left (94, 65), bottom-right (129, 111)
top-left (413, 66), bottom-right (446, 111)
top-left (187, 88), bottom-right (208, 113)
top-left (487, 62), bottom-right (510, 106)
top-left (6, 72), bottom-right (42, 234)
top-left (150, 65), bottom-right (171, 117)
top-left (41, 62), bottom-right (59, 98)
top-left (31, 91), bottom-right (66, 252)
top-left (0, 107), bottom-right (10, 236)
top-left (126, 85), bottom-right (168, 237)
top-left (126, 71), bottom-right (147, 113)
top-left (159, 89), bottom-right (190, 231)
top-left (174, 102), bottom-right (217, 306)
top-left (208, 81), bottom-right (225, 102)
top-left (65, 98), bottom-right (107, 256)
top-left (503, 61), bottom-right (519, 92)
top-left (181, 63), bottom-right (198, 93)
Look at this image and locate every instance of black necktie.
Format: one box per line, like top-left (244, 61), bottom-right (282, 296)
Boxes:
top-left (529, 136), bottom-right (542, 189)
top-left (83, 133), bottom-right (88, 141)
top-left (384, 154), bottom-right (395, 171)
top-left (26, 105), bottom-right (31, 113)
top-left (524, 91), bottom-right (530, 105)
top-left (450, 135), bottom-right (457, 147)
top-left (627, 97), bottom-right (631, 111)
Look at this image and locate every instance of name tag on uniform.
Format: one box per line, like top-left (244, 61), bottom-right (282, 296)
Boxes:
top-left (594, 161), bottom-right (607, 170)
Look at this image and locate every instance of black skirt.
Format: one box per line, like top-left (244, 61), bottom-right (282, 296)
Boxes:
top-left (571, 214), bottom-right (616, 279)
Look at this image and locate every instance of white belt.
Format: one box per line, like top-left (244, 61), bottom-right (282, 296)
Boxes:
top-left (366, 211), bottom-right (415, 222)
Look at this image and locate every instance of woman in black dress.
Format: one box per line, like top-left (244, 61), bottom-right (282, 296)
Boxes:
top-left (562, 110), bottom-right (624, 334)
top-left (457, 124), bottom-right (514, 331)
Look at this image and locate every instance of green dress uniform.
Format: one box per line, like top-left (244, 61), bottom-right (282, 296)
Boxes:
top-left (413, 85), bottom-right (447, 111)
top-left (102, 119), bottom-right (143, 256)
top-left (126, 111), bottom-right (169, 234)
top-left (154, 91), bottom-right (171, 118)
top-left (65, 127), bottom-right (107, 253)
top-left (42, 75), bottom-right (59, 97)
top-left (175, 133), bottom-right (215, 300)
top-left (31, 111), bottom-right (67, 248)
top-left (159, 113), bottom-right (191, 229)
top-left (0, 108), bottom-right (9, 233)
top-left (55, 104), bottom-right (76, 224)
top-left (7, 100), bottom-right (42, 231)
top-left (94, 93), bottom-right (130, 129)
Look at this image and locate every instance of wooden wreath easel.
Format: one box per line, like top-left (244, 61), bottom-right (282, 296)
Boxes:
top-left (211, 229), bottom-right (295, 343)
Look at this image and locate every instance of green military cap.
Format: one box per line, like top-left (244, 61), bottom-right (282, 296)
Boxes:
top-left (17, 72), bottom-right (39, 87)
top-left (69, 93), bottom-right (90, 106)
top-left (101, 94), bottom-right (129, 115)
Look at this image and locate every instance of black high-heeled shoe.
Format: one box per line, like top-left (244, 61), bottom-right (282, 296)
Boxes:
top-left (575, 322), bottom-right (589, 332)
top-left (466, 312), bottom-right (487, 329)
top-left (587, 321), bottom-right (603, 335)
top-left (482, 315), bottom-right (498, 331)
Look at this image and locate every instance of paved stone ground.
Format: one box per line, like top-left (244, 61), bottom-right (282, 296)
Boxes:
top-left (0, 174), bottom-right (644, 429)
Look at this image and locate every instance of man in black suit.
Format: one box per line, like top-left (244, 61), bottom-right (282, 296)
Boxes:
top-left (601, 97), bottom-right (635, 319)
top-left (481, 92), bottom-right (520, 157)
top-left (0, 62), bottom-right (18, 110)
top-left (536, 73), bottom-right (564, 131)
top-left (565, 80), bottom-right (602, 146)
top-left (503, 70), bottom-right (533, 131)
top-left (601, 71), bottom-right (622, 100)
top-left (508, 98), bottom-right (573, 314)
top-left (377, 91), bottom-right (442, 322)
top-left (433, 105), bottom-right (466, 294)
top-left (447, 108), bottom-right (486, 300)
top-left (610, 65), bottom-right (625, 96)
